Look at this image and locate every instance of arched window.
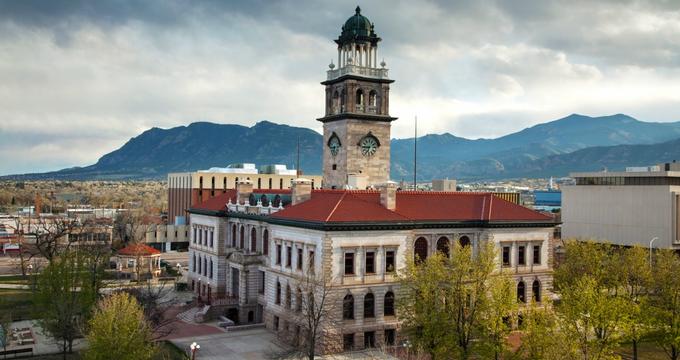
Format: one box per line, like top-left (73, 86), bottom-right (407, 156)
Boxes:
top-left (341, 89), bottom-right (347, 111)
top-left (261, 194), bottom-right (269, 207)
top-left (343, 294), bottom-right (354, 320)
top-left (279, 178), bottom-right (284, 189)
top-left (356, 89), bottom-right (364, 105)
top-left (197, 255), bottom-right (201, 273)
top-left (263, 229), bottom-right (269, 255)
top-left (203, 257), bottom-right (207, 276)
top-left (223, 177), bottom-right (226, 192)
top-left (248, 193), bottom-right (257, 206)
top-left (257, 178), bottom-right (261, 189)
top-left (517, 281), bottom-right (526, 303)
top-left (532, 280), bottom-right (541, 302)
top-left (268, 178), bottom-right (273, 189)
top-left (211, 176), bottom-right (215, 196)
top-left (364, 293), bottom-right (375, 318)
top-left (199, 176), bottom-right (203, 189)
top-left (459, 236), bottom-right (471, 247)
top-left (231, 224), bottom-right (236, 248)
top-left (251, 228), bottom-right (257, 252)
top-left (285, 285), bottom-right (292, 309)
top-left (192, 253), bottom-right (196, 272)
top-left (369, 90), bottom-right (377, 106)
top-left (273, 194), bottom-right (282, 207)
top-left (436, 237), bottom-right (450, 258)
top-left (239, 226), bottom-right (245, 249)
top-left (209, 259), bottom-right (213, 278)
top-left (414, 237), bottom-right (428, 264)
top-left (384, 291), bottom-right (395, 316)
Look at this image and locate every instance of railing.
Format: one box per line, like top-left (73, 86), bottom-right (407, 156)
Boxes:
top-left (212, 296), bottom-right (240, 306)
top-left (227, 200), bottom-right (283, 215)
top-left (327, 65), bottom-right (389, 81)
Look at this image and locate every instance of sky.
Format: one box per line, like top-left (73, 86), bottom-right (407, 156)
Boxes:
top-left (1, 0), bottom-right (679, 175)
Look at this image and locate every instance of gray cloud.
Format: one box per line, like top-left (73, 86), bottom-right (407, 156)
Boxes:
top-left (1, 0), bottom-right (679, 175)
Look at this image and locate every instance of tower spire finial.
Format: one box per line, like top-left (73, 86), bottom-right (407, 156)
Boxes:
top-left (355, 6), bottom-right (361, 14)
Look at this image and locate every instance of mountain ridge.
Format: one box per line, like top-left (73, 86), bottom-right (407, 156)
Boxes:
top-left (4, 114), bottom-right (680, 181)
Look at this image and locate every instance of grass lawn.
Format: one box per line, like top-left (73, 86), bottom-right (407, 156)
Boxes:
top-left (0, 288), bottom-right (34, 320)
top-left (616, 341), bottom-right (668, 360)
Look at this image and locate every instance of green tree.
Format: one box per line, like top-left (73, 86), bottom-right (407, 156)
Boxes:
top-left (559, 275), bottom-right (629, 360)
top-left (611, 245), bottom-right (652, 360)
top-left (398, 242), bottom-right (512, 359)
top-left (480, 273), bottom-right (517, 360)
top-left (33, 251), bottom-right (98, 359)
top-left (649, 250), bottom-right (680, 360)
top-left (84, 292), bottom-right (156, 360)
top-left (517, 300), bottom-right (579, 360)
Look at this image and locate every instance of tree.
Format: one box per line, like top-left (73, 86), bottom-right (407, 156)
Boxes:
top-left (398, 242), bottom-right (512, 360)
top-left (0, 297), bottom-right (11, 354)
top-left (123, 280), bottom-right (176, 340)
top-left (480, 273), bottom-right (517, 360)
top-left (84, 292), bottom-right (156, 360)
top-left (558, 275), bottom-right (629, 360)
top-left (29, 217), bottom-right (78, 264)
top-left (517, 301), bottom-right (579, 360)
top-left (33, 251), bottom-right (98, 359)
top-left (611, 245), bottom-right (652, 360)
top-left (649, 250), bottom-right (680, 360)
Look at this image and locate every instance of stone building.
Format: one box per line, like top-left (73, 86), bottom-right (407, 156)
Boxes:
top-left (185, 7), bottom-right (556, 354)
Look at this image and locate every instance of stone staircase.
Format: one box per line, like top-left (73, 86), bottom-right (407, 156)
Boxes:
top-left (177, 306), bottom-right (201, 324)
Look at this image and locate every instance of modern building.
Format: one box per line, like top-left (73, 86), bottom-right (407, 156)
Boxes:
top-left (562, 162), bottom-right (680, 249)
top-left (533, 190), bottom-right (562, 212)
top-left (185, 7), bottom-right (556, 354)
top-left (168, 164), bottom-right (322, 225)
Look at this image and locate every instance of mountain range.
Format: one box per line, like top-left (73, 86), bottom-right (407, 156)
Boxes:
top-left (5, 114), bottom-right (680, 181)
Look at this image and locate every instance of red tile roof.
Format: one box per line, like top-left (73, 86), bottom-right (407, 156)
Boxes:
top-left (118, 243), bottom-right (161, 256)
top-left (271, 190), bottom-right (552, 224)
top-left (192, 190), bottom-right (237, 211)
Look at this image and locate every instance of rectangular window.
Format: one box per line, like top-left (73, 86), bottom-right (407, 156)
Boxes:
top-left (518, 245), bottom-right (526, 266)
top-left (344, 252), bottom-right (354, 275)
top-left (259, 271), bottom-right (265, 294)
top-left (276, 245), bottom-right (282, 265)
top-left (502, 246), bottom-right (510, 266)
top-left (297, 248), bottom-right (303, 270)
top-left (533, 245), bottom-right (541, 265)
top-left (385, 329), bottom-right (396, 346)
top-left (385, 250), bottom-right (395, 273)
top-left (365, 251), bottom-right (375, 274)
top-left (308, 250), bottom-right (315, 273)
top-left (343, 334), bottom-right (354, 351)
top-left (286, 246), bottom-right (292, 268)
top-left (210, 231), bottom-right (214, 248)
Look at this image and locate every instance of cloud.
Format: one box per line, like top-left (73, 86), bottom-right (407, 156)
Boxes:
top-left (0, 0), bottom-right (679, 174)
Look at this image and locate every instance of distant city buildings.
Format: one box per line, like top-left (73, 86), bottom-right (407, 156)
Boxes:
top-left (562, 162), bottom-right (680, 249)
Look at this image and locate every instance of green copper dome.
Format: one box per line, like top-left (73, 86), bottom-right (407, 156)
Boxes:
top-left (336, 6), bottom-right (380, 46)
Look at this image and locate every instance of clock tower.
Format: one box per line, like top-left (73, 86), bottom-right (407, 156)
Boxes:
top-left (319, 6), bottom-right (397, 189)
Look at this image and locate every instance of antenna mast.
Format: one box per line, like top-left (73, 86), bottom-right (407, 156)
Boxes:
top-left (413, 115), bottom-right (417, 190)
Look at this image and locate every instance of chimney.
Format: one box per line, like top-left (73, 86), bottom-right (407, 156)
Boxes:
top-left (376, 181), bottom-right (397, 211)
top-left (236, 180), bottom-right (253, 204)
top-left (292, 178), bottom-right (312, 205)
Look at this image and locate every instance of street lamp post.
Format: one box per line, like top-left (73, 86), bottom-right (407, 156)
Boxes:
top-left (190, 342), bottom-right (200, 360)
top-left (649, 237), bottom-right (658, 265)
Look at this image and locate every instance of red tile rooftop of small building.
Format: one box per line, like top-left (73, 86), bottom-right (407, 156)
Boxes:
top-left (118, 243), bottom-right (161, 256)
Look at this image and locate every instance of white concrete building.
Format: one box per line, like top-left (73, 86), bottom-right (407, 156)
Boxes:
top-left (563, 162), bottom-right (680, 249)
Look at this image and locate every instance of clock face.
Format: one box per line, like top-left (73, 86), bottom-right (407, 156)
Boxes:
top-left (360, 136), bottom-right (379, 157)
top-left (329, 136), bottom-right (341, 156)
